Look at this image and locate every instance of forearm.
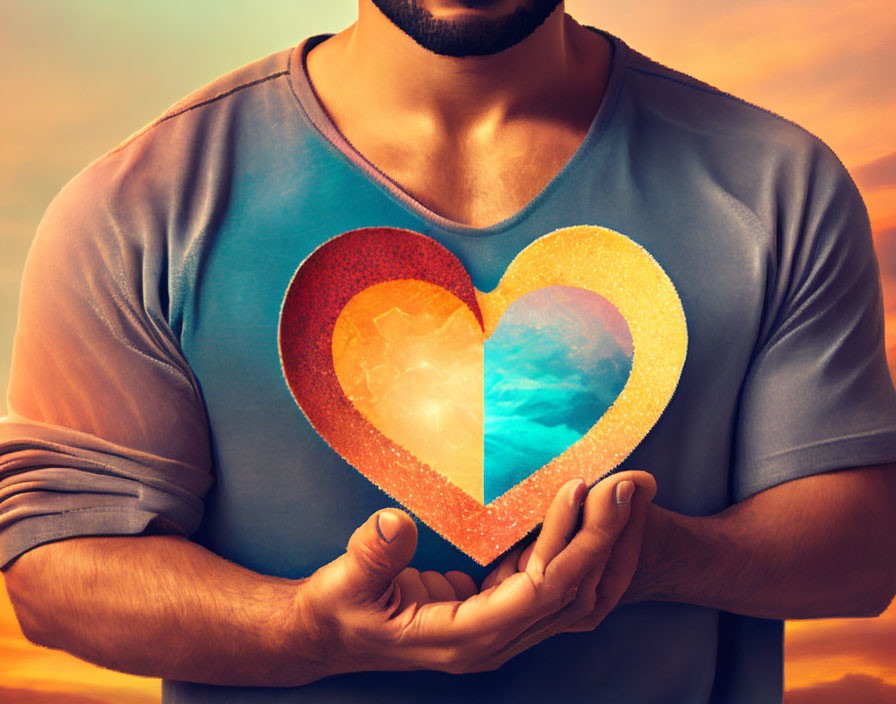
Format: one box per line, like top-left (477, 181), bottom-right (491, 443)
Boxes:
top-left (4, 534), bottom-right (331, 687)
top-left (624, 466), bottom-right (896, 619)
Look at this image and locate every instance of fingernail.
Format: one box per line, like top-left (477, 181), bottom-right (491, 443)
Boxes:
top-left (615, 480), bottom-right (635, 505)
top-left (570, 479), bottom-right (587, 507)
top-left (376, 511), bottom-right (401, 543)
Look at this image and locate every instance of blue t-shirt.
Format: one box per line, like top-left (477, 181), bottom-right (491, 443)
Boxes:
top-left (3, 29), bottom-right (896, 704)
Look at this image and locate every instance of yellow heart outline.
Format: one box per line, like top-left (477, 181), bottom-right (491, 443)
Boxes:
top-left (471, 225), bottom-right (688, 500)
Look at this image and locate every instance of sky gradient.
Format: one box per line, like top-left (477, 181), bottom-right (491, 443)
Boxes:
top-left (1, 1), bottom-right (895, 701)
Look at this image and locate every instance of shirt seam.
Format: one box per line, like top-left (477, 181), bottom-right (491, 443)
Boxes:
top-left (627, 65), bottom-right (798, 126)
top-left (156, 71), bottom-right (289, 127)
top-left (104, 69), bottom-right (289, 160)
top-left (625, 63), bottom-right (847, 179)
top-left (747, 428), bottom-right (896, 466)
top-left (735, 431), bottom-right (896, 502)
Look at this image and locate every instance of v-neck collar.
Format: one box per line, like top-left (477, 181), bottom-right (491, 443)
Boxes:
top-left (286, 26), bottom-right (629, 238)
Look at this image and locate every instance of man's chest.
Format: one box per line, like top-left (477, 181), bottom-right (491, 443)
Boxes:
top-left (173, 127), bottom-right (771, 576)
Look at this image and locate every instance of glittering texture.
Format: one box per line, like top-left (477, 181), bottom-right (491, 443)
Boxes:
top-left (279, 225), bottom-right (687, 565)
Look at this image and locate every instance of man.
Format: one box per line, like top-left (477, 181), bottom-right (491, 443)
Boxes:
top-left (2, 1), bottom-right (895, 702)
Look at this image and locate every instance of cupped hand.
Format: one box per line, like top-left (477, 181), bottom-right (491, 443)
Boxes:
top-left (475, 470), bottom-right (657, 667)
top-left (294, 470), bottom-right (654, 678)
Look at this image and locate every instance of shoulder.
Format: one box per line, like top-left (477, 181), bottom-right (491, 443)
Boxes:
top-left (610, 34), bottom-right (862, 232)
top-left (112, 48), bottom-right (293, 160)
top-left (609, 34), bottom-right (849, 189)
top-left (618, 41), bottom-right (812, 152)
top-left (52, 47), bottom-right (297, 203)
top-left (35, 46), bottom-right (302, 263)
top-left (107, 49), bottom-right (293, 159)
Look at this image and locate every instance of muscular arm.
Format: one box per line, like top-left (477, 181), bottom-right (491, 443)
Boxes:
top-left (3, 534), bottom-right (321, 687)
top-left (3, 474), bottom-right (651, 686)
top-left (624, 464), bottom-right (896, 619)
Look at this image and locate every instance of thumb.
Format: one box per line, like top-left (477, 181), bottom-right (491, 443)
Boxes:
top-left (341, 509), bottom-right (418, 603)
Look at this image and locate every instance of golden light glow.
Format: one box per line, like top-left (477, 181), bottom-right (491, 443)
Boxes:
top-left (333, 279), bottom-right (486, 502)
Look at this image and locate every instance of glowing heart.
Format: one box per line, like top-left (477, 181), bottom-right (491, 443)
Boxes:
top-left (331, 282), bottom-right (633, 504)
top-left (279, 226), bottom-right (687, 565)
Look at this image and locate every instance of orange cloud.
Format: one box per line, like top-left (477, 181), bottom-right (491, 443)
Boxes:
top-left (785, 674), bottom-right (896, 704)
top-left (787, 608), bottom-right (896, 668)
top-left (0, 684), bottom-right (156, 704)
top-left (0, 687), bottom-right (109, 704)
top-left (1, 575), bottom-right (160, 704)
top-left (855, 153), bottom-right (896, 192)
top-left (785, 599), bottom-right (896, 689)
top-left (0, 687), bottom-right (156, 704)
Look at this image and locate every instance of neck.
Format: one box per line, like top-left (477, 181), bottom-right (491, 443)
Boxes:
top-left (308, 1), bottom-right (601, 131)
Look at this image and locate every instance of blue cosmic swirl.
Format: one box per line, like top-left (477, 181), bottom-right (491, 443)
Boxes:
top-left (483, 286), bottom-right (633, 503)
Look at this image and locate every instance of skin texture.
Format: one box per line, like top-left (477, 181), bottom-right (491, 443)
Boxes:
top-left (4, 0), bottom-right (896, 689)
top-left (5, 472), bottom-right (655, 685)
top-left (305, 1), bottom-right (611, 228)
top-left (626, 464), bottom-right (896, 619)
top-left (7, 466), bottom-right (894, 685)
top-left (483, 465), bottom-right (896, 628)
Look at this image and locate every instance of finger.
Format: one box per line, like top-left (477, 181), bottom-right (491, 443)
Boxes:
top-left (420, 570), bottom-right (458, 602)
top-left (340, 509), bottom-right (418, 604)
top-left (517, 542), bottom-right (535, 572)
top-left (543, 475), bottom-right (633, 591)
top-left (545, 471), bottom-right (654, 588)
top-left (397, 557), bottom-right (571, 649)
top-left (480, 546), bottom-right (523, 592)
top-left (444, 571), bottom-right (477, 600)
top-left (430, 568), bottom-right (544, 640)
top-left (390, 476), bottom-right (650, 646)
top-left (567, 486), bottom-right (651, 631)
top-left (476, 506), bottom-right (649, 667)
top-left (525, 478), bottom-right (587, 579)
top-left (394, 568), bottom-right (430, 610)
top-left (397, 476), bottom-right (657, 658)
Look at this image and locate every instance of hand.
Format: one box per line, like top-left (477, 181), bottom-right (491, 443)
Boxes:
top-left (294, 470), bottom-right (655, 678)
top-left (475, 470), bottom-right (657, 667)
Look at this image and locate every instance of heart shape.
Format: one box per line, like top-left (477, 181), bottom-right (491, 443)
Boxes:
top-left (331, 281), bottom-right (633, 504)
top-left (279, 226), bottom-right (687, 564)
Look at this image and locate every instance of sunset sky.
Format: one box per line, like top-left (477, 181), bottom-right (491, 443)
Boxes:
top-left (1, 1), bottom-right (895, 702)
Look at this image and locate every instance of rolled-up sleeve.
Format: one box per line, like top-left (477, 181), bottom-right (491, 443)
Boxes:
top-left (0, 147), bottom-right (214, 570)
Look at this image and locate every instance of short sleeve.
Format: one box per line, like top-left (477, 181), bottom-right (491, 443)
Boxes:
top-left (731, 143), bottom-right (896, 501)
top-left (0, 154), bottom-right (214, 570)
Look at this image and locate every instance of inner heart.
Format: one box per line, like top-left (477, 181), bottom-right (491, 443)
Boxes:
top-left (332, 280), bottom-right (633, 504)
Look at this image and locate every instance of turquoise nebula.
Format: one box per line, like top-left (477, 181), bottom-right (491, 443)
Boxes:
top-left (483, 285), bottom-right (633, 503)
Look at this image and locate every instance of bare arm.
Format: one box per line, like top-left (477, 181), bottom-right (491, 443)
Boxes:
top-left (623, 464), bottom-right (896, 619)
top-left (4, 533), bottom-right (323, 687)
top-left (3, 472), bottom-right (653, 686)
top-left (474, 464), bottom-right (896, 660)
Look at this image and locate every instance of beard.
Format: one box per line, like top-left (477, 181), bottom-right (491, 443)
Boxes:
top-left (369, 0), bottom-right (565, 57)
